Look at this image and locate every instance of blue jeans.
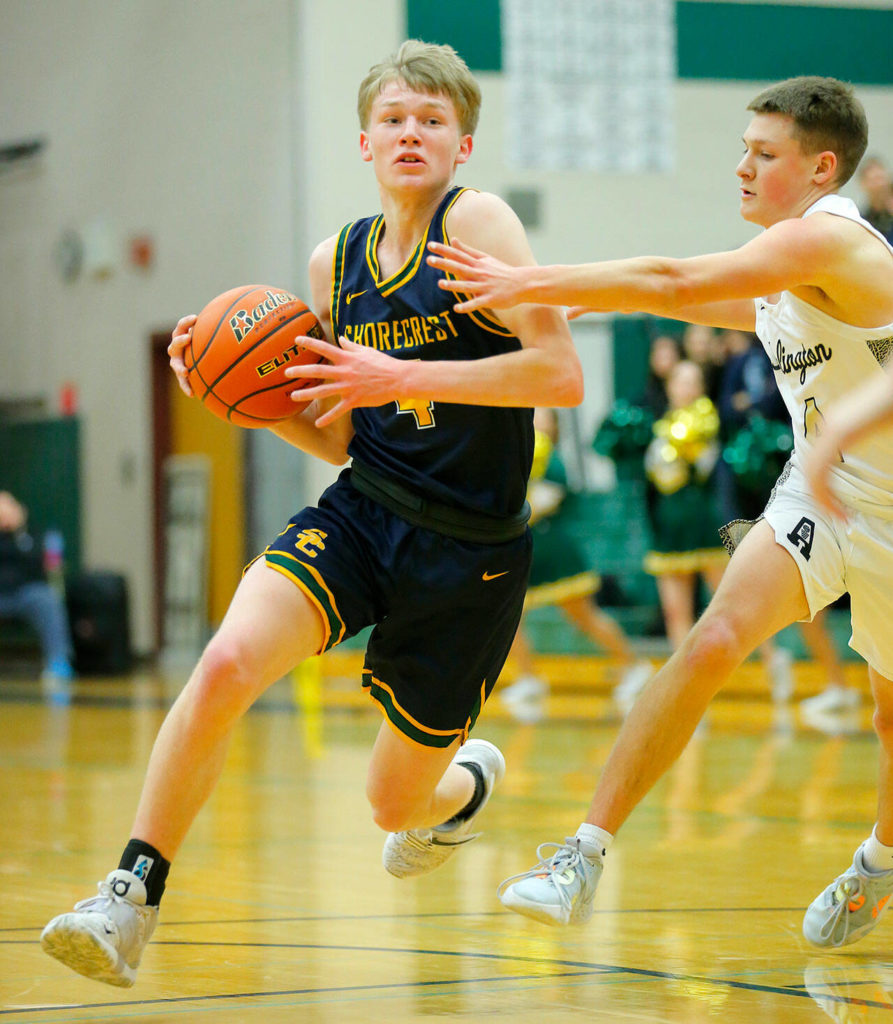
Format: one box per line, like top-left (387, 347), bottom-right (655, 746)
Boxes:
top-left (0, 581), bottom-right (73, 671)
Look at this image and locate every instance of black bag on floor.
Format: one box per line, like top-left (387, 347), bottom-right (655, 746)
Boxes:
top-left (66, 571), bottom-right (132, 674)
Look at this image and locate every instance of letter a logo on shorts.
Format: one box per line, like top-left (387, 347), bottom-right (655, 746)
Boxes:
top-left (786, 516), bottom-right (815, 561)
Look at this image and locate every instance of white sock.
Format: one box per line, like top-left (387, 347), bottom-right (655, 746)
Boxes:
top-left (863, 825), bottom-right (893, 873)
top-left (575, 822), bottom-right (613, 860)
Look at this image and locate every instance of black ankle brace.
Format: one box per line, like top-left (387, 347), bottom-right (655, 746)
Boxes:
top-left (118, 839), bottom-right (170, 907)
top-left (444, 761), bottom-right (486, 826)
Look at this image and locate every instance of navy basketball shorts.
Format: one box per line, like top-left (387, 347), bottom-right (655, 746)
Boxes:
top-left (259, 472), bottom-right (532, 748)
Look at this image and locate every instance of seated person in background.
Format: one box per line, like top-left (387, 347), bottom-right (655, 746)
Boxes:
top-left (501, 409), bottom-right (652, 720)
top-left (0, 491), bottom-right (74, 690)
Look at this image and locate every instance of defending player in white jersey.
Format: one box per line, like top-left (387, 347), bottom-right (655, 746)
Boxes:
top-left (428, 75), bottom-right (893, 948)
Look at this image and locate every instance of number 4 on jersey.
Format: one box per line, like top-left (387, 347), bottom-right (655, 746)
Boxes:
top-left (396, 397), bottom-right (436, 428)
top-left (803, 395), bottom-right (845, 463)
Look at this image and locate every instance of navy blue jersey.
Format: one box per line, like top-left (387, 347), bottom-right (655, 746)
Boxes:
top-left (331, 186), bottom-right (534, 518)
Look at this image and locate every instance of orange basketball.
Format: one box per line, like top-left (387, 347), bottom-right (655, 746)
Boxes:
top-left (184, 285), bottom-right (326, 427)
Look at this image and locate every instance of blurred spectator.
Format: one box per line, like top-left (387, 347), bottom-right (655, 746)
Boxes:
top-left (716, 329), bottom-right (787, 522)
top-left (0, 491), bottom-right (74, 700)
top-left (681, 323), bottom-right (724, 401)
top-left (637, 332), bottom-right (682, 419)
top-left (858, 155), bottom-right (893, 243)
top-left (717, 330), bottom-right (787, 436)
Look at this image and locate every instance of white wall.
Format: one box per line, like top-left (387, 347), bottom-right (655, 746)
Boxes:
top-left (1, 0), bottom-right (892, 651)
top-left (0, 0), bottom-right (300, 651)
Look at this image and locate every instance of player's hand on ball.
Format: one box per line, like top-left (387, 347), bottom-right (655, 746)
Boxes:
top-left (169, 314), bottom-right (198, 397)
top-left (286, 334), bottom-right (406, 428)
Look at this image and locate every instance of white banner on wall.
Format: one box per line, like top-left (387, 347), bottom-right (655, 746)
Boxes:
top-left (503, 0), bottom-right (676, 172)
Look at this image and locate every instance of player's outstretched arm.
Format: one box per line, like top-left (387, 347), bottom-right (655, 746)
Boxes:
top-left (428, 215), bottom-right (846, 331)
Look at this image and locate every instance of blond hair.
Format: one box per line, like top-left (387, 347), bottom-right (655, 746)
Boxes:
top-left (357, 40), bottom-right (481, 136)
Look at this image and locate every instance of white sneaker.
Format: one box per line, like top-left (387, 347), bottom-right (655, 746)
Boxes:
top-left (500, 675), bottom-right (548, 701)
top-left (801, 685), bottom-right (861, 715)
top-left (801, 706), bottom-right (862, 737)
top-left (613, 660), bottom-right (652, 714)
top-left (500, 675), bottom-right (548, 723)
top-left (41, 869), bottom-right (158, 987)
top-left (803, 843), bottom-right (893, 948)
top-left (768, 648), bottom-right (794, 703)
top-left (383, 739), bottom-right (505, 878)
top-left (498, 837), bottom-right (603, 925)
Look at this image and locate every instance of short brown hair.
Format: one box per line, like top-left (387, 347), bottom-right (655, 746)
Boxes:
top-left (747, 76), bottom-right (868, 187)
top-left (357, 40), bottom-right (481, 136)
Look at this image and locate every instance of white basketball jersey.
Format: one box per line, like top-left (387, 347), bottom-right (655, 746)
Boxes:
top-left (754, 194), bottom-right (893, 515)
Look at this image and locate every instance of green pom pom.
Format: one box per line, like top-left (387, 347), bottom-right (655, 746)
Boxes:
top-left (723, 415), bottom-right (793, 491)
top-left (593, 400), bottom-right (655, 459)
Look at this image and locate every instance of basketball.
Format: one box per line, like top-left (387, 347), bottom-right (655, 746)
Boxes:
top-left (184, 285), bottom-right (326, 427)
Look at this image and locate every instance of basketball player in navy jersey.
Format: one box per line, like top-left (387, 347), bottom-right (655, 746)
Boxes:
top-left (41, 40), bottom-right (582, 987)
top-left (429, 76), bottom-right (893, 949)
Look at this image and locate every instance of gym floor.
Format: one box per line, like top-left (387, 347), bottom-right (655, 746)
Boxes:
top-left (0, 652), bottom-right (886, 1023)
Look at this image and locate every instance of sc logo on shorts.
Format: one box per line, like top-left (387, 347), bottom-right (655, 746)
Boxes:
top-left (294, 528), bottom-right (328, 558)
top-left (786, 517), bottom-right (815, 561)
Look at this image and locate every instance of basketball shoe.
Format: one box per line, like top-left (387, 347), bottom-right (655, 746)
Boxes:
top-left (800, 684), bottom-right (861, 715)
top-left (41, 869), bottom-right (158, 986)
top-left (803, 843), bottom-right (893, 948)
top-left (767, 647), bottom-right (794, 703)
top-left (613, 660), bottom-right (653, 714)
top-left (497, 836), bottom-right (603, 925)
top-left (500, 675), bottom-right (548, 724)
top-left (382, 738), bottom-right (505, 878)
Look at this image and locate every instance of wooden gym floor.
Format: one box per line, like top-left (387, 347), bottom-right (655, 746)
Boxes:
top-left (0, 651), bottom-right (890, 1023)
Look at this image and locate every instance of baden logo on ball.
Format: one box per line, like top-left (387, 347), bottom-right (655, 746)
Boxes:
top-left (185, 284), bottom-right (327, 427)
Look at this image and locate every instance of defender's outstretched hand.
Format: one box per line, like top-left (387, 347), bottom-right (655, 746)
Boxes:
top-left (285, 334), bottom-right (409, 428)
top-left (427, 238), bottom-right (533, 312)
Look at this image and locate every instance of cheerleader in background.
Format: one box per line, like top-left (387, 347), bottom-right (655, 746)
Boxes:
top-left (642, 360), bottom-right (729, 656)
top-left (501, 408), bottom-right (652, 722)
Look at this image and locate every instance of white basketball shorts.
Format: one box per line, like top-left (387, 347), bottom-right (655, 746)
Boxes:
top-left (763, 462), bottom-right (893, 679)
